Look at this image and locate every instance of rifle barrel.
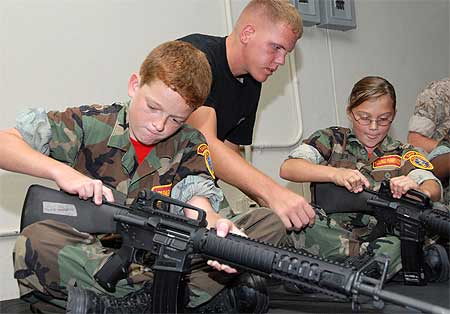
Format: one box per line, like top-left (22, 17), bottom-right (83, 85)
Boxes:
top-left (357, 282), bottom-right (450, 314)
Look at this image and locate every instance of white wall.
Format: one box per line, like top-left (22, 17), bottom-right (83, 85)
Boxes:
top-left (0, 0), bottom-right (449, 301)
top-left (250, 0), bottom-right (450, 190)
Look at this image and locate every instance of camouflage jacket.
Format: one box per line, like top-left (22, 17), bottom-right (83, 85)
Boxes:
top-left (16, 102), bottom-right (219, 207)
top-left (408, 77), bottom-right (450, 141)
top-left (289, 126), bottom-right (438, 191)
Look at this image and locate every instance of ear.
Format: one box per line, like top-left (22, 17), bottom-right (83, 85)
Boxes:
top-left (128, 73), bottom-right (140, 98)
top-left (346, 106), bottom-right (352, 120)
top-left (240, 24), bottom-right (255, 44)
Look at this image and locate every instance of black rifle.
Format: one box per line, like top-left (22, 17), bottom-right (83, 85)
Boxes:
top-left (21, 184), bottom-right (450, 314)
top-left (312, 180), bottom-right (450, 286)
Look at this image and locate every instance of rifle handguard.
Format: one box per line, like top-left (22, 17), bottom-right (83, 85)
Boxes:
top-left (420, 209), bottom-right (450, 239)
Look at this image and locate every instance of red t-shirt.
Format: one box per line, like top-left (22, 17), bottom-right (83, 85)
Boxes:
top-left (130, 137), bottom-right (155, 165)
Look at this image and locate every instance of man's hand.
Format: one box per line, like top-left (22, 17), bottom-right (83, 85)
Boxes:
top-left (389, 175), bottom-right (419, 199)
top-left (332, 168), bottom-right (370, 193)
top-left (52, 164), bottom-right (114, 205)
top-left (206, 218), bottom-right (246, 274)
top-left (268, 186), bottom-right (315, 230)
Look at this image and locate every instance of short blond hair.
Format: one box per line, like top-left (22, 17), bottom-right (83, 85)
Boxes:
top-left (140, 41), bottom-right (212, 110)
top-left (238, 0), bottom-right (303, 39)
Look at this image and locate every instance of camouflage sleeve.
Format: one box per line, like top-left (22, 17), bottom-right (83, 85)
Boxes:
top-left (47, 107), bottom-right (84, 166)
top-left (169, 175), bottom-right (224, 216)
top-left (15, 108), bottom-right (52, 155)
top-left (408, 169), bottom-right (443, 201)
top-left (408, 115), bottom-right (435, 137)
top-left (166, 126), bottom-right (221, 216)
top-left (408, 79), bottom-right (450, 138)
top-left (409, 84), bottom-right (439, 137)
top-left (297, 128), bottom-right (334, 163)
top-left (287, 143), bottom-right (325, 164)
top-left (177, 127), bottom-right (216, 183)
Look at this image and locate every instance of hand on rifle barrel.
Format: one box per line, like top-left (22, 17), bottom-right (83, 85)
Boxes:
top-left (206, 218), bottom-right (246, 274)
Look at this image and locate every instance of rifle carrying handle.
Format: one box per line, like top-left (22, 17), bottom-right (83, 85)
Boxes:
top-left (403, 187), bottom-right (431, 208)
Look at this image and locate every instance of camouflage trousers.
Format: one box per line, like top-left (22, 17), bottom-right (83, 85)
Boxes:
top-left (13, 207), bottom-right (286, 309)
top-left (285, 213), bottom-right (402, 279)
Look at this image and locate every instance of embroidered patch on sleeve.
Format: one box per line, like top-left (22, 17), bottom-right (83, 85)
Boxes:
top-left (410, 155), bottom-right (434, 170)
top-left (197, 143), bottom-right (215, 179)
top-left (373, 155), bottom-right (402, 168)
top-left (151, 183), bottom-right (173, 197)
top-left (402, 150), bottom-right (424, 161)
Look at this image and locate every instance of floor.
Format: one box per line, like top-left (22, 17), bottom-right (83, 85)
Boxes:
top-left (1, 281), bottom-right (449, 314)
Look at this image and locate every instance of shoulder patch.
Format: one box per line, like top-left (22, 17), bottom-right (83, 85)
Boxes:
top-left (197, 143), bottom-right (215, 179)
top-left (373, 155), bottom-right (402, 168)
top-left (410, 155), bottom-right (434, 170)
top-left (402, 150), bottom-right (424, 161)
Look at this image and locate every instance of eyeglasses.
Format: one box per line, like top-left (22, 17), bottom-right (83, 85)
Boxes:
top-left (351, 111), bottom-right (393, 126)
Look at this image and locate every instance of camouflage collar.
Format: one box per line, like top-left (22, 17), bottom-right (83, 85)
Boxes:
top-left (377, 135), bottom-right (402, 153)
top-left (107, 101), bottom-right (131, 151)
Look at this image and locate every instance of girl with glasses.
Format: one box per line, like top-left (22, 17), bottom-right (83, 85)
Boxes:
top-left (279, 76), bottom-right (443, 280)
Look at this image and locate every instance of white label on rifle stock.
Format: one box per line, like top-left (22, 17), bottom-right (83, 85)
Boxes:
top-left (43, 202), bottom-right (77, 216)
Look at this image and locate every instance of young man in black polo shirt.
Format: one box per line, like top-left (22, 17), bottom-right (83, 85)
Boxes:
top-left (180, 0), bottom-right (315, 232)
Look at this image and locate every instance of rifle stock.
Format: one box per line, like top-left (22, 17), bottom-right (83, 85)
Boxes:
top-left (20, 184), bottom-right (450, 314)
top-left (21, 184), bottom-right (121, 233)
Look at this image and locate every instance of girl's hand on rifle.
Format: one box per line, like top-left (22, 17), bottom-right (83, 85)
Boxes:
top-left (332, 168), bottom-right (370, 193)
top-left (389, 175), bottom-right (419, 199)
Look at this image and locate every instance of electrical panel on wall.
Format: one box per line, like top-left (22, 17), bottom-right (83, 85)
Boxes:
top-left (293, 0), bottom-right (321, 27)
top-left (317, 0), bottom-right (356, 31)
top-left (293, 0), bottom-right (356, 31)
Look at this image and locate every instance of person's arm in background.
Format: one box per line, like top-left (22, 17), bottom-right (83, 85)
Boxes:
top-left (407, 132), bottom-right (438, 153)
top-left (0, 127), bottom-right (114, 205)
top-left (407, 80), bottom-right (444, 153)
top-left (187, 106), bottom-right (315, 229)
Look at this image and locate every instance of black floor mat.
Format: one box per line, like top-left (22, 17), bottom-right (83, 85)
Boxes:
top-left (1, 281), bottom-right (449, 314)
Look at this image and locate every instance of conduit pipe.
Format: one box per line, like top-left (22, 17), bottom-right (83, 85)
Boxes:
top-left (326, 29), bottom-right (340, 125)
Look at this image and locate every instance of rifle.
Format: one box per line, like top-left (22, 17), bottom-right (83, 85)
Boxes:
top-left (21, 184), bottom-right (450, 314)
top-left (312, 180), bottom-right (450, 286)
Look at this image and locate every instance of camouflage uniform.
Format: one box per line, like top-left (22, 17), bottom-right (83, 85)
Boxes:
top-left (408, 77), bottom-right (450, 142)
top-left (286, 126), bottom-right (442, 278)
top-left (429, 131), bottom-right (450, 205)
top-left (13, 102), bottom-right (286, 308)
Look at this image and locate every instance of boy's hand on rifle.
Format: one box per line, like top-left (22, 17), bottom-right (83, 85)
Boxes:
top-left (206, 218), bottom-right (246, 274)
top-left (52, 164), bottom-right (114, 205)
